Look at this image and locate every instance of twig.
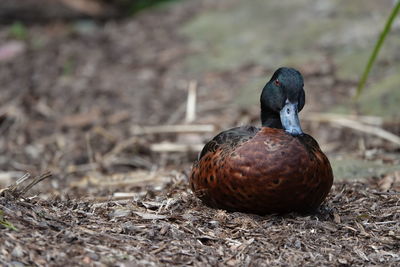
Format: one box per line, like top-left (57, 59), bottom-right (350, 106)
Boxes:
top-left (224, 238), bottom-right (255, 264)
top-left (304, 113), bottom-right (400, 146)
top-left (102, 136), bottom-right (139, 160)
top-left (66, 163), bottom-right (100, 174)
top-left (0, 171), bottom-right (52, 197)
top-left (20, 171), bottom-right (52, 195)
top-left (185, 80), bottom-right (197, 123)
top-left (371, 191), bottom-right (400, 196)
top-left (305, 112), bottom-right (383, 126)
top-left (150, 243), bottom-right (168, 254)
top-left (131, 124), bottom-right (215, 135)
top-left (0, 173), bottom-right (30, 196)
top-left (333, 118), bottom-right (400, 146)
top-left (15, 173), bottom-right (31, 189)
top-left (112, 192), bottom-right (137, 199)
top-left (85, 132), bottom-right (96, 172)
top-left (71, 170), bottom-right (168, 188)
top-left (150, 142), bottom-right (204, 153)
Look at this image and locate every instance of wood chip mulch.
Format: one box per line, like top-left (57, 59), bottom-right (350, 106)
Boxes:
top-left (1, 176), bottom-right (399, 266)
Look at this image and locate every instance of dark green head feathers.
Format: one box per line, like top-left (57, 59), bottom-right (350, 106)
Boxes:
top-left (260, 67), bottom-right (305, 135)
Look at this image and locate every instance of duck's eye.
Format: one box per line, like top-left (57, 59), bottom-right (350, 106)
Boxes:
top-left (274, 79), bottom-right (281, 86)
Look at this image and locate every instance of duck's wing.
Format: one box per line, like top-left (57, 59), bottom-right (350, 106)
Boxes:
top-left (297, 133), bottom-right (325, 160)
top-left (198, 125), bottom-right (260, 160)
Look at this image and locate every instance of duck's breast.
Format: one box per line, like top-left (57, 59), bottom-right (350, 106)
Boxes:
top-left (190, 127), bottom-right (333, 214)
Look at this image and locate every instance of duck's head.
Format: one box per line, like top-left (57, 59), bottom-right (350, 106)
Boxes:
top-left (260, 67), bottom-right (305, 136)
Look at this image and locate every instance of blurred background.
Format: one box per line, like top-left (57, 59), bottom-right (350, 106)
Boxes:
top-left (0, 0), bottom-right (400, 198)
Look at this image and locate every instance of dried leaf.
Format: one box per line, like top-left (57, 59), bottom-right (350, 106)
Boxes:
top-left (378, 171), bottom-right (400, 191)
top-left (333, 212), bottom-right (341, 224)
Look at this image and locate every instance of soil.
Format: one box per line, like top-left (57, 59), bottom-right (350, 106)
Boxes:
top-left (0, 0), bottom-right (399, 266)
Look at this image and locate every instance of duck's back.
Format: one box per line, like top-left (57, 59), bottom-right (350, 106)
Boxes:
top-left (190, 127), bottom-right (333, 214)
top-left (197, 125), bottom-right (260, 160)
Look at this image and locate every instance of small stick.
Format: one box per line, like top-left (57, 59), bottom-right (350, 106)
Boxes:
top-left (0, 171), bottom-right (52, 197)
top-left (304, 113), bottom-right (400, 146)
top-left (150, 142), bottom-right (204, 153)
top-left (112, 192), bottom-right (137, 199)
top-left (333, 118), bottom-right (400, 146)
top-left (150, 243), bottom-right (168, 254)
top-left (185, 80), bottom-right (197, 123)
top-left (85, 132), bottom-right (96, 172)
top-left (131, 124), bottom-right (214, 135)
top-left (20, 171), bottom-right (52, 195)
top-left (305, 112), bottom-right (383, 126)
top-left (102, 136), bottom-right (139, 160)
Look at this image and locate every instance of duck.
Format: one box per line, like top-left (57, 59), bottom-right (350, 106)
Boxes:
top-left (189, 67), bottom-right (333, 214)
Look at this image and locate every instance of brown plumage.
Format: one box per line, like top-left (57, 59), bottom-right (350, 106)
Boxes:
top-left (189, 67), bottom-right (333, 214)
top-left (190, 127), bottom-right (333, 214)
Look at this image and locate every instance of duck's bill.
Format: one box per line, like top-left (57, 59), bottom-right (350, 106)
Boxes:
top-left (280, 99), bottom-right (303, 136)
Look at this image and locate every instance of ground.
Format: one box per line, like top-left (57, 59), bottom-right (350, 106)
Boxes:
top-left (0, 0), bottom-right (399, 266)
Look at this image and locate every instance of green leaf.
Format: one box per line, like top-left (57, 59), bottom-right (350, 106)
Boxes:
top-left (0, 210), bottom-right (18, 231)
top-left (356, 2), bottom-right (400, 97)
top-left (128, 0), bottom-right (180, 15)
top-left (9, 21), bottom-right (28, 40)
